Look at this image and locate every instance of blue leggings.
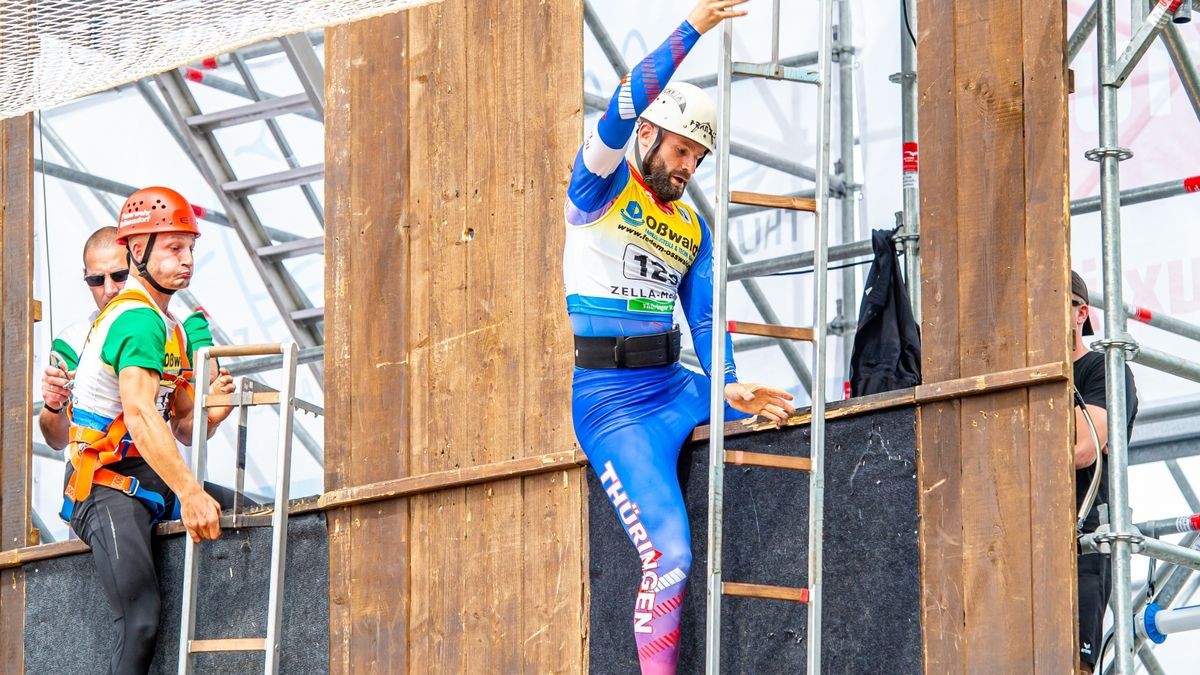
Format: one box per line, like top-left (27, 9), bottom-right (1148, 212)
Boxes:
top-left (574, 363), bottom-right (745, 675)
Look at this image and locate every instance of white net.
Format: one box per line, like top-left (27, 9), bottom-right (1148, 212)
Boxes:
top-left (0, 0), bottom-right (439, 119)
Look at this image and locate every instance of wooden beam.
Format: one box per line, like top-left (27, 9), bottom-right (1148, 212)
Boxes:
top-left (318, 451), bottom-right (587, 510)
top-left (690, 361), bottom-right (1068, 442)
top-left (722, 582), bottom-right (809, 603)
top-left (0, 113), bottom-right (33, 674)
top-left (729, 191), bottom-right (817, 213)
top-left (913, 361), bottom-right (1067, 403)
top-left (724, 450), bottom-right (811, 472)
top-left (189, 638), bottom-right (266, 653)
top-left (727, 320), bottom-right (814, 341)
top-left (204, 391), bottom-right (279, 408)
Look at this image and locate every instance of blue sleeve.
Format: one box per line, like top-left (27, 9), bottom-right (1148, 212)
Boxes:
top-left (566, 20), bottom-right (702, 224)
top-left (679, 214), bottom-right (738, 385)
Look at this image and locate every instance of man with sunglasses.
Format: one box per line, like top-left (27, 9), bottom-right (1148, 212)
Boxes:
top-left (39, 225), bottom-right (217, 450)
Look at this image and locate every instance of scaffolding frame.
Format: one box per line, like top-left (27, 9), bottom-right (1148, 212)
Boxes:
top-left (1082, 1), bottom-right (1200, 672)
top-left (15, 6), bottom-right (1200, 668)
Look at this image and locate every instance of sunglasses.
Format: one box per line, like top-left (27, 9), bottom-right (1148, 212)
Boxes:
top-left (84, 269), bottom-right (130, 287)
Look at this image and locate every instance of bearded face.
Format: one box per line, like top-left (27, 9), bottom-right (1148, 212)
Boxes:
top-left (642, 150), bottom-right (690, 203)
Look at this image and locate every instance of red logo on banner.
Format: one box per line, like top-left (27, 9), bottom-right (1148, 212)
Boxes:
top-left (902, 142), bottom-right (919, 173)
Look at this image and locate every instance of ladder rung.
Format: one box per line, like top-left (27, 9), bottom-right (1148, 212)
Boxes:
top-left (205, 391), bottom-right (281, 408)
top-left (222, 163), bottom-right (323, 196)
top-left (291, 307), bottom-right (324, 322)
top-left (186, 93), bottom-right (311, 131)
top-left (727, 320), bottom-right (814, 341)
top-left (731, 61), bottom-right (821, 84)
top-left (256, 235), bottom-right (324, 260)
top-left (722, 582), bottom-right (810, 603)
top-left (730, 191), bottom-right (817, 212)
top-left (189, 638), bottom-right (266, 653)
top-left (725, 450), bottom-right (811, 472)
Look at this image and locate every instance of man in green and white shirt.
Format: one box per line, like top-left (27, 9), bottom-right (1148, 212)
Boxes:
top-left (40, 226), bottom-right (216, 450)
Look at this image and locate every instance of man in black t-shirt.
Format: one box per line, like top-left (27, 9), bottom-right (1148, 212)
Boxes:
top-left (1071, 270), bottom-right (1138, 673)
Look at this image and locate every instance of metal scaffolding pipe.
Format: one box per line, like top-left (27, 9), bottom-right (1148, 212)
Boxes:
top-left (1086, 288), bottom-right (1200, 342)
top-left (582, 93), bottom-right (829, 186)
top-left (1080, 532), bottom-right (1200, 573)
top-left (1071, 175), bottom-right (1200, 215)
top-left (685, 52), bottom-right (820, 89)
top-left (1069, 1), bottom-right (1100, 64)
top-left (1095, 0), bottom-right (1138, 670)
top-left (1133, 346), bottom-right (1200, 384)
top-left (225, 346), bottom-right (325, 377)
top-left (728, 238), bottom-right (873, 281)
top-left (1138, 398), bottom-right (1200, 423)
top-left (898, 0), bottom-right (920, 322)
top-left (1161, 22), bottom-right (1200, 123)
top-left (1136, 513), bottom-right (1200, 537)
top-left (837, 0), bottom-right (859, 381)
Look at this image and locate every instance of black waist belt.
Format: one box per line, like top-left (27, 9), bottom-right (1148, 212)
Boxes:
top-left (574, 328), bottom-right (682, 369)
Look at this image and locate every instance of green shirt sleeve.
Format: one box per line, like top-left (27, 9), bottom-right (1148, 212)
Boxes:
top-left (50, 338), bottom-right (80, 372)
top-left (100, 308), bottom-right (166, 375)
top-left (183, 311), bottom-right (215, 366)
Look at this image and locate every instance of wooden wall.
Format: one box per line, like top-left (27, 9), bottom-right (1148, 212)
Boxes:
top-left (915, 1), bottom-right (1077, 672)
top-left (0, 115), bottom-right (34, 672)
top-left (324, 1), bottom-right (585, 672)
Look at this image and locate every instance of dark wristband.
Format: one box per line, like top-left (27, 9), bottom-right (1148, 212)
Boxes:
top-left (44, 403), bottom-right (63, 414)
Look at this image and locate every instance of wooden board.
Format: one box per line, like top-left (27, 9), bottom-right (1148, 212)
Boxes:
top-left (0, 114), bottom-right (33, 674)
top-left (1021, 0), bottom-right (1076, 669)
top-left (915, 0), bottom-right (1075, 671)
top-left (325, 1), bottom-right (584, 672)
top-left (325, 11), bottom-right (412, 672)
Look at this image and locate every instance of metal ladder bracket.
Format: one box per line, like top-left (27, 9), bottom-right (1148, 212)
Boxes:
top-left (732, 61), bottom-right (821, 84)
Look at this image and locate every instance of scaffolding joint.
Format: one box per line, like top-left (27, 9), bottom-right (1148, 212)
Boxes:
top-left (1091, 529), bottom-right (1147, 554)
top-left (1085, 146), bottom-right (1133, 162)
top-left (1091, 335), bottom-right (1141, 359)
top-left (888, 71), bottom-right (916, 85)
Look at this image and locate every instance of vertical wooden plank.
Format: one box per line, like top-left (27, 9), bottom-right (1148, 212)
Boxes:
top-left (460, 0), bottom-right (525, 670)
top-left (915, 401), bottom-right (964, 671)
top-left (519, 0), bottom-right (585, 671)
top-left (1021, 0), bottom-right (1077, 670)
top-left (325, 11), bottom-right (412, 673)
top-left (954, 3), bottom-right (1035, 666)
top-left (915, 0), bottom-right (964, 670)
top-left (406, 0), bottom-right (468, 671)
top-left (951, 4), bottom-right (1035, 670)
top-left (0, 113), bottom-right (33, 674)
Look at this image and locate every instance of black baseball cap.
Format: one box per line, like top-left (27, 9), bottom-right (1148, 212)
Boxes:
top-left (1071, 271), bottom-right (1095, 336)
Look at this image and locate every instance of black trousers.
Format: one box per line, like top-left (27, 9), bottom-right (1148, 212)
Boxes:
top-left (68, 481), bottom-right (251, 674)
top-left (1078, 552), bottom-right (1113, 666)
top-left (70, 486), bottom-right (162, 675)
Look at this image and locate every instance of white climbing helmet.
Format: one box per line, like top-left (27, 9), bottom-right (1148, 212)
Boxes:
top-left (640, 81), bottom-right (717, 153)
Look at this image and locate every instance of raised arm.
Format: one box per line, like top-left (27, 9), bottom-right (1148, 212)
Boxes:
top-left (566, 19), bottom-right (705, 223)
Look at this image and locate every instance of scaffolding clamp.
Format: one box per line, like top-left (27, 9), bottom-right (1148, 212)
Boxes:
top-left (1091, 529), bottom-right (1147, 554)
top-left (1084, 146), bottom-right (1133, 162)
top-left (1090, 335), bottom-right (1141, 359)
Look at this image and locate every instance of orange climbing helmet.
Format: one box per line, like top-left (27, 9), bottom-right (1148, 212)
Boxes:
top-left (115, 186), bottom-right (200, 245)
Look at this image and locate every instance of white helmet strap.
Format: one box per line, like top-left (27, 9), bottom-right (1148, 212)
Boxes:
top-left (635, 119), bottom-right (707, 178)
